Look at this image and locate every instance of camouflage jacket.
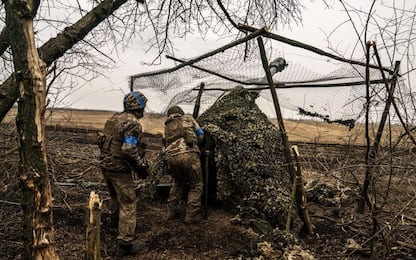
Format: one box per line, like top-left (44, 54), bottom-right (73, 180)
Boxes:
top-left (164, 113), bottom-right (203, 159)
top-left (98, 111), bottom-right (145, 172)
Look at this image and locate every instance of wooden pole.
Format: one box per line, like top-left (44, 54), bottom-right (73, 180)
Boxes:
top-left (130, 27), bottom-right (267, 79)
top-left (192, 82), bottom-right (205, 119)
top-left (167, 55), bottom-right (392, 90)
top-left (85, 191), bottom-right (102, 260)
top-left (129, 76), bottom-right (134, 92)
top-left (239, 23), bottom-right (395, 75)
top-left (202, 150), bottom-right (210, 220)
top-left (291, 145), bottom-right (314, 235)
top-left (257, 36), bottom-right (299, 232)
top-left (371, 54), bottom-right (401, 157)
top-left (256, 37), bottom-right (296, 179)
top-left (286, 163), bottom-right (298, 232)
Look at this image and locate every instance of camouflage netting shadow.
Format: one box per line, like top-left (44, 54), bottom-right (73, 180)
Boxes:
top-left (197, 86), bottom-right (302, 232)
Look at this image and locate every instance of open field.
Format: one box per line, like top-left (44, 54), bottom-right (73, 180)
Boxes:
top-left (4, 107), bottom-right (406, 145)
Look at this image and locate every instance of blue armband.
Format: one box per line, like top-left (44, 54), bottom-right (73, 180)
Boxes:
top-left (195, 127), bottom-right (204, 136)
top-left (123, 136), bottom-right (138, 147)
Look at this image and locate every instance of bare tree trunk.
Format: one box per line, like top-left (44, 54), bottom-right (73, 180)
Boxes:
top-left (0, 0), bottom-right (129, 122)
top-left (4, 0), bottom-right (59, 258)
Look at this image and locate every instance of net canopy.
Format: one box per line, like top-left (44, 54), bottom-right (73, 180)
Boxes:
top-left (131, 27), bottom-right (400, 127)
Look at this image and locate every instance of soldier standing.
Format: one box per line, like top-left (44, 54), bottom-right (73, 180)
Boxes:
top-left (164, 105), bottom-right (204, 224)
top-left (97, 91), bottom-right (148, 257)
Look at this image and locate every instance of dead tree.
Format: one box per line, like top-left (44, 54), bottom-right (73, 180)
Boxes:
top-left (4, 0), bottom-right (59, 258)
top-left (0, 0), bottom-right (133, 121)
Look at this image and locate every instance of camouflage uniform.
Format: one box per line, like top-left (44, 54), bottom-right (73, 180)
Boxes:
top-left (97, 91), bottom-right (147, 255)
top-left (164, 106), bottom-right (204, 223)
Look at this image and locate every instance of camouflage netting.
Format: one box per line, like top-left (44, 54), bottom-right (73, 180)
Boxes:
top-left (138, 154), bottom-right (169, 201)
top-left (143, 86), bottom-right (303, 232)
top-left (130, 29), bottom-right (400, 125)
top-left (197, 86), bottom-right (302, 231)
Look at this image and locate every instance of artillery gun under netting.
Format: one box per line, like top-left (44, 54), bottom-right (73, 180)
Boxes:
top-left (147, 86), bottom-right (303, 234)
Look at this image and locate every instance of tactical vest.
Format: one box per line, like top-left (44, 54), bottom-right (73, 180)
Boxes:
top-left (99, 113), bottom-right (126, 157)
top-left (164, 115), bottom-right (185, 146)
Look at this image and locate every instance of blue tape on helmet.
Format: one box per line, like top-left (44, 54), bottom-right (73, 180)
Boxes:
top-left (123, 136), bottom-right (139, 147)
top-left (195, 127), bottom-right (204, 136)
top-left (131, 92), bottom-right (145, 109)
top-left (123, 92), bottom-right (145, 110)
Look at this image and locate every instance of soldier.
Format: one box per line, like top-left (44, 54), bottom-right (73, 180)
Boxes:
top-left (163, 105), bottom-right (204, 224)
top-left (97, 91), bottom-right (148, 257)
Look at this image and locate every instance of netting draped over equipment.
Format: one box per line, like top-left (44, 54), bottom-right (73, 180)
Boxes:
top-left (131, 27), bottom-right (396, 126)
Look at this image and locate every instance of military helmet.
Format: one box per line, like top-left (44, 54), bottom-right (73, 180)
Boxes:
top-left (123, 91), bottom-right (147, 111)
top-left (167, 105), bottom-right (184, 116)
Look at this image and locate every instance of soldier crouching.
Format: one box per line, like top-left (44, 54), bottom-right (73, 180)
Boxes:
top-left (163, 105), bottom-right (204, 224)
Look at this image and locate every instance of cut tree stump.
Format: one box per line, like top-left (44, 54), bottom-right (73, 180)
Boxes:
top-left (85, 191), bottom-right (102, 260)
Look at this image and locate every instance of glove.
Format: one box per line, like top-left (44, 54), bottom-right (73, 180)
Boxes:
top-left (96, 131), bottom-right (106, 149)
top-left (197, 134), bottom-right (204, 145)
top-left (184, 132), bottom-right (197, 147)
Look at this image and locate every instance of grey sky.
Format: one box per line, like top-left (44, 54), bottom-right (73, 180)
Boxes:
top-left (61, 1), bottom-right (412, 121)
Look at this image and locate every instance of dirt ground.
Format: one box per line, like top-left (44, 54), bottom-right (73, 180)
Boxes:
top-left (0, 112), bottom-right (415, 259)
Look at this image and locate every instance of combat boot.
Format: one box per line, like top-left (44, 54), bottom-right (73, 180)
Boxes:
top-left (115, 243), bottom-right (139, 257)
top-left (184, 211), bottom-right (202, 224)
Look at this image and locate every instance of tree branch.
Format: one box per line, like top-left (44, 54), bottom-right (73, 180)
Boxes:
top-left (0, 26), bottom-right (9, 56)
top-left (0, 0), bottom-right (129, 122)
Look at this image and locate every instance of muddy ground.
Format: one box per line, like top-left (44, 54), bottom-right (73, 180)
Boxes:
top-left (0, 125), bottom-right (415, 259)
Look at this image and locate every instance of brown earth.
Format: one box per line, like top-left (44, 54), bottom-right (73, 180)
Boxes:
top-left (0, 109), bottom-right (415, 259)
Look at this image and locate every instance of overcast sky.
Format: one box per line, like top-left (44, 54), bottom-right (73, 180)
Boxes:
top-left (62, 1), bottom-right (409, 120)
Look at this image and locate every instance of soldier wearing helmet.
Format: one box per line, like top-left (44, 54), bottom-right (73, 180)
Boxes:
top-left (163, 105), bottom-right (204, 224)
top-left (97, 91), bottom-right (148, 257)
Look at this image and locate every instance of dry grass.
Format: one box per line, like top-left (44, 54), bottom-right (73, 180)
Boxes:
top-left (278, 119), bottom-right (363, 144)
top-left (3, 107), bottom-right (405, 145)
top-left (4, 108), bottom-right (165, 133)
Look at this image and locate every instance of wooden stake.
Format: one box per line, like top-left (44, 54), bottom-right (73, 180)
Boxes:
top-left (85, 191), bottom-right (102, 260)
top-left (202, 150), bottom-right (210, 219)
top-left (291, 145), bottom-right (314, 235)
top-left (193, 82), bottom-right (205, 119)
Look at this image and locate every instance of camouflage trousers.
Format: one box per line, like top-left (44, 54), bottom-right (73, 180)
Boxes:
top-left (166, 152), bottom-right (203, 216)
top-left (101, 168), bottom-right (137, 245)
